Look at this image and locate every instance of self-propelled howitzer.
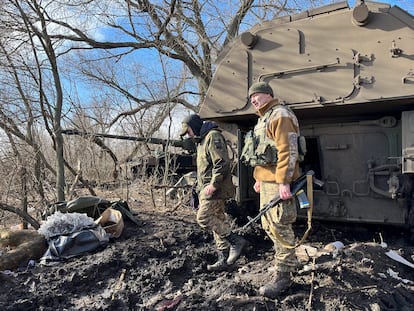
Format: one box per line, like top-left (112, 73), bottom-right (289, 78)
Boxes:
top-left (61, 129), bottom-right (197, 178)
top-left (199, 1), bottom-right (414, 228)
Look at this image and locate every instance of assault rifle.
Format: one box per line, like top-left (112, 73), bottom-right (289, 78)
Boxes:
top-left (240, 170), bottom-right (323, 232)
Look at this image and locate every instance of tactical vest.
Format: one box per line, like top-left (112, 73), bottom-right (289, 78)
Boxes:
top-left (240, 104), bottom-right (306, 167)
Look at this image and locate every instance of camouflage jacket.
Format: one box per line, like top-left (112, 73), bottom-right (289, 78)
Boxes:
top-left (196, 121), bottom-right (235, 200)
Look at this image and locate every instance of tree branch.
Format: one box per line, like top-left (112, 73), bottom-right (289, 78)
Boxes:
top-left (0, 202), bottom-right (40, 230)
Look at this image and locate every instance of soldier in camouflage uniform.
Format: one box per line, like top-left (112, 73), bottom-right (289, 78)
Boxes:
top-left (180, 114), bottom-right (246, 271)
top-left (247, 82), bottom-right (300, 298)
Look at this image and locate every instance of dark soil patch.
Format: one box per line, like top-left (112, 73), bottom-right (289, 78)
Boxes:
top-left (1, 192), bottom-right (414, 310)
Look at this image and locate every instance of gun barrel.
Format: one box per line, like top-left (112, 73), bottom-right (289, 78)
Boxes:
top-left (61, 129), bottom-right (196, 152)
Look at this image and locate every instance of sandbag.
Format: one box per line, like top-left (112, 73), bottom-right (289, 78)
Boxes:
top-left (44, 196), bottom-right (111, 219)
top-left (38, 212), bottom-right (109, 265)
top-left (40, 225), bottom-right (109, 265)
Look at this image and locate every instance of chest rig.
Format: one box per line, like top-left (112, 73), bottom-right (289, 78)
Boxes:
top-left (240, 106), bottom-right (279, 167)
top-left (240, 104), bottom-right (306, 167)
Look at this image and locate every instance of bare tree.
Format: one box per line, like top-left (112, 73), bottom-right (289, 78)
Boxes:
top-left (0, 0), bottom-right (95, 206)
top-left (43, 0), bottom-right (330, 115)
top-left (0, 0), bottom-right (336, 225)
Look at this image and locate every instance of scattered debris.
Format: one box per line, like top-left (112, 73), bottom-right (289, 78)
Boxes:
top-left (1, 187), bottom-right (414, 310)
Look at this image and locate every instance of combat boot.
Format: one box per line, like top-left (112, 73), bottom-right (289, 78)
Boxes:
top-left (259, 271), bottom-right (292, 299)
top-left (226, 233), bottom-right (247, 265)
top-left (207, 250), bottom-right (227, 272)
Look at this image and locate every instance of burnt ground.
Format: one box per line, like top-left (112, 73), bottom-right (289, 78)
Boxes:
top-left (1, 183), bottom-right (414, 311)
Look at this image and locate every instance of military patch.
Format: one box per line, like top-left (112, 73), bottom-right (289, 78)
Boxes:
top-left (214, 138), bottom-right (224, 150)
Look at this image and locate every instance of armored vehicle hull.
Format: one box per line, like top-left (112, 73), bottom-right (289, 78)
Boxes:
top-left (199, 1), bottom-right (414, 226)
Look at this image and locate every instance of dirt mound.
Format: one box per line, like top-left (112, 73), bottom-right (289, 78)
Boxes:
top-left (1, 194), bottom-right (414, 310)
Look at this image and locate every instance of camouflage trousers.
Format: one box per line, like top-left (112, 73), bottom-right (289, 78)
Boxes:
top-left (260, 181), bottom-right (298, 272)
top-left (196, 198), bottom-right (232, 251)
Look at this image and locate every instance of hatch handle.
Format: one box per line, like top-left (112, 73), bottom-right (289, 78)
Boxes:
top-left (259, 58), bottom-right (340, 80)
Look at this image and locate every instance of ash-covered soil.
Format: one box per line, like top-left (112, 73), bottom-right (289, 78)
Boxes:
top-left (1, 186), bottom-right (414, 310)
